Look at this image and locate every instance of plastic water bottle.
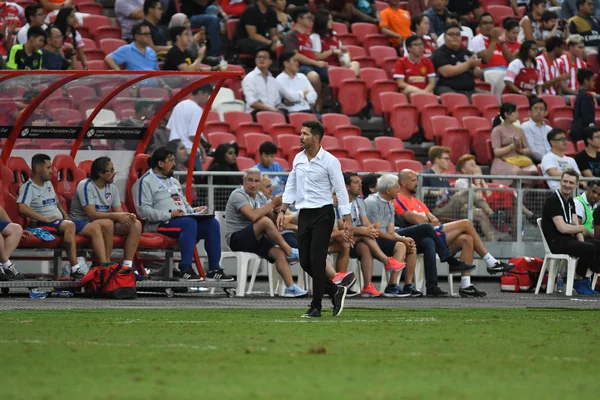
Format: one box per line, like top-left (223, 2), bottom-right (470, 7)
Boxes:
top-left (50, 290), bottom-right (75, 298)
top-left (556, 267), bottom-right (564, 294)
top-left (29, 289), bottom-right (47, 299)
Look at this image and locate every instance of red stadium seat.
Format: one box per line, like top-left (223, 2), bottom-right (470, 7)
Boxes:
top-left (359, 67), bottom-right (397, 116)
top-left (274, 157), bottom-right (290, 171)
top-left (139, 87), bottom-right (170, 100)
top-left (440, 93), bottom-right (479, 119)
top-left (87, 60), bottom-right (110, 70)
top-left (501, 93), bottom-right (529, 107)
top-left (394, 159), bottom-right (424, 172)
top-left (345, 45), bottom-right (377, 68)
top-left (255, 111), bottom-right (295, 138)
top-left (93, 26), bottom-right (122, 43)
top-left (321, 135), bottom-right (340, 148)
top-left (552, 117), bottom-right (572, 138)
top-left (78, 160), bottom-right (93, 176)
top-left (276, 134), bottom-right (300, 157)
top-left (47, 108), bottom-right (84, 125)
top-left (362, 158), bottom-right (393, 172)
top-left (126, 154), bottom-right (150, 213)
top-left (368, 45), bottom-right (397, 68)
top-left (6, 157), bottom-right (31, 197)
top-left (487, 5), bottom-right (516, 26)
top-left (380, 92), bottom-right (418, 140)
top-left (236, 156), bottom-right (257, 171)
top-left (339, 157), bottom-right (361, 172)
top-left (77, 2), bottom-right (103, 15)
top-left (351, 23), bottom-right (388, 49)
top-left (431, 115), bottom-right (460, 142)
top-left (66, 85), bottom-right (97, 99)
top-left (576, 140), bottom-right (585, 151)
top-left (83, 48), bottom-right (105, 61)
top-left (539, 95), bottom-right (573, 124)
top-left (207, 132), bottom-right (237, 149)
top-left (226, 19), bottom-right (253, 60)
top-left (333, 22), bottom-right (349, 34)
top-left (375, 0), bottom-right (388, 10)
top-left (288, 112), bottom-right (318, 134)
top-left (471, 93), bottom-right (500, 120)
top-left (243, 133), bottom-right (273, 158)
top-left (341, 136), bottom-right (375, 157)
top-left (223, 111), bottom-right (263, 137)
top-left (99, 38), bottom-right (126, 56)
top-left (327, 67), bottom-right (368, 115)
top-left (461, 116), bottom-right (493, 164)
top-left (410, 93), bottom-right (448, 141)
top-left (373, 136), bottom-right (415, 160)
top-left (51, 154), bottom-right (86, 203)
top-left (205, 121), bottom-right (231, 134)
top-left (81, 38), bottom-right (97, 49)
top-left (321, 113), bottom-right (361, 138)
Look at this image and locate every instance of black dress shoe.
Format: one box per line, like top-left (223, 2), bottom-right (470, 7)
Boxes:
top-left (426, 286), bottom-right (448, 297)
top-left (301, 307), bottom-right (321, 318)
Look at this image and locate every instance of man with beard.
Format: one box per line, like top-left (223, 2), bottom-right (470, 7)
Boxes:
top-left (70, 157), bottom-right (142, 275)
top-left (133, 147), bottom-right (232, 282)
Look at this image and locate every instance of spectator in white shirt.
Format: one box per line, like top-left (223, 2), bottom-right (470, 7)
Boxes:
top-left (166, 84), bottom-right (212, 169)
top-left (541, 128), bottom-right (582, 190)
top-left (521, 98), bottom-right (553, 163)
top-left (17, 4), bottom-right (47, 45)
top-left (275, 50), bottom-right (318, 113)
top-left (241, 48), bottom-right (285, 116)
top-left (536, 36), bottom-right (570, 95)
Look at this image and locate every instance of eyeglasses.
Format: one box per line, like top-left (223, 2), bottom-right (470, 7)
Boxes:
top-left (480, 20), bottom-right (493, 25)
top-left (593, 136), bottom-right (600, 140)
top-left (178, 146), bottom-right (186, 150)
top-left (256, 55), bottom-right (270, 60)
top-left (104, 168), bottom-right (115, 173)
top-left (552, 137), bottom-right (568, 142)
top-left (35, 13), bottom-right (45, 17)
top-left (531, 107), bottom-right (546, 112)
top-left (446, 32), bottom-right (461, 37)
top-left (137, 32), bottom-right (152, 36)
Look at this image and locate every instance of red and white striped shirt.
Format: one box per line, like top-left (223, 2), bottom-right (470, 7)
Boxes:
top-left (536, 53), bottom-right (560, 95)
top-left (556, 53), bottom-right (587, 92)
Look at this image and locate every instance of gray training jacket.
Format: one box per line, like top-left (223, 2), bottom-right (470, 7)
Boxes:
top-left (132, 169), bottom-right (194, 232)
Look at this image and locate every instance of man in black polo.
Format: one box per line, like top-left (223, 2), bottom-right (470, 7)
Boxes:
top-left (431, 23), bottom-right (483, 99)
top-left (163, 26), bottom-right (205, 71)
top-left (6, 25), bottom-right (44, 70)
top-left (140, 0), bottom-right (170, 54)
top-left (447, 0), bottom-right (481, 31)
top-left (541, 169), bottom-right (600, 295)
top-left (234, 0), bottom-right (280, 55)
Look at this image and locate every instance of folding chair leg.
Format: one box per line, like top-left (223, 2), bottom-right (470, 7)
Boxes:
top-left (235, 256), bottom-right (249, 297)
top-left (592, 273), bottom-right (598, 291)
top-left (546, 259), bottom-right (558, 294)
top-left (535, 257), bottom-right (549, 294)
top-left (565, 259), bottom-right (576, 297)
top-left (165, 251), bottom-right (174, 279)
top-left (246, 259), bottom-right (261, 295)
top-left (448, 274), bottom-right (456, 297)
top-left (268, 262), bottom-right (275, 297)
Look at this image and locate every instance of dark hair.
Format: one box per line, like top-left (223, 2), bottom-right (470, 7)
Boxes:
top-left (410, 14), bottom-right (427, 33)
top-left (313, 9), bottom-right (331, 37)
top-left (131, 22), bottom-right (147, 39)
top-left (168, 25), bottom-right (187, 43)
top-left (545, 36), bottom-right (563, 52)
top-left (143, 0), bottom-right (161, 15)
top-left (528, 0), bottom-right (547, 13)
top-left (254, 46), bottom-right (273, 59)
top-left (302, 120), bottom-right (325, 140)
top-left (134, 99), bottom-right (153, 113)
top-left (503, 17), bottom-right (519, 31)
top-left (149, 147), bottom-right (175, 169)
top-left (444, 22), bottom-right (461, 34)
top-left (27, 25), bottom-right (46, 40)
top-left (428, 146), bottom-right (451, 163)
top-left (32, 154), bottom-right (51, 171)
top-left (23, 88), bottom-right (41, 103)
top-left (191, 83), bottom-right (213, 96)
top-left (279, 50), bottom-right (296, 69)
top-left (90, 157), bottom-right (112, 180)
top-left (25, 4), bottom-right (42, 24)
top-left (54, 7), bottom-right (77, 50)
top-left (405, 34), bottom-right (423, 49)
top-left (445, 12), bottom-right (459, 24)
top-left (492, 102), bottom-right (518, 128)
top-left (577, 68), bottom-right (594, 84)
top-left (518, 40), bottom-right (538, 66)
top-left (361, 173), bottom-right (380, 197)
top-left (529, 97), bottom-right (547, 110)
top-left (541, 10), bottom-right (558, 23)
top-left (290, 6), bottom-right (311, 23)
top-left (343, 171), bottom-right (358, 185)
top-left (576, 0), bottom-right (588, 11)
top-left (562, 168), bottom-right (579, 181)
top-left (583, 125), bottom-right (599, 146)
top-left (478, 12), bottom-right (493, 25)
top-left (547, 128), bottom-right (566, 144)
top-left (45, 24), bottom-right (60, 40)
top-left (166, 139), bottom-right (182, 153)
top-left (258, 141), bottom-right (278, 156)
top-left (210, 143), bottom-right (239, 170)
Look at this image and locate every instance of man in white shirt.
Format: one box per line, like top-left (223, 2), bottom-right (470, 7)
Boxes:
top-left (166, 83), bottom-right (211, 166)
top-left (275, 50), bottom-right (318, 113)
top-left (277, 120), bottom-right (352, 318)
top-left (241, 48), bottom-right (285, 115)
top-left (16, 4), bottom-right (46, 45)
top-left (522, 98), bottom-right (553, 163)
top-left (541, 128), bottom-right (582, 190)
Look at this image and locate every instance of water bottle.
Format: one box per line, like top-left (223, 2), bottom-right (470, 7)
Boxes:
top-left (50, 290), bottom-right (75, 298)
top-left (556, 267), bottom-right (564, 294)
top-left (29, 289), bottom-right (47, 299)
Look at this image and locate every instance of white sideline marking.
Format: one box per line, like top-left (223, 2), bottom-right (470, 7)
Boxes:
top-left (108, 317), bottom-right (439, 324)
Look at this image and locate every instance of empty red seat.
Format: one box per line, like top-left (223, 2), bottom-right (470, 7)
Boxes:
top-left (362, 158), bottom-right (393, 172)
top-left (207, 132), bottom-right (236, 149)
top-left (255, 111), bottom-right (295, 137)
top-left (6, 157), bottom-right (31, 197)
top-left (461, 116), bottom-right (493, 164)
top-left (539, 94), bottom-right (572, 124)
top-left (373, 136), bottom-right (415, 160)
top-left (395, 159), bottom-right (424, 173)
top-left (274, 157), bottom-right (290, 171)
top-left (360, 67), bottom-right (397, 116)
top-left (351, 23), bottom-right (389, 49)
top-left (440, 93), bottom-right (479, 119)
top-left (380, 92), bottom-right (418, 140)
top-left (411, 93), bottom-right (448, 141)
top-left (81, 38), bottom-right (97, 49)
top-left (487, 5), bottom-right (516, 26)
top-left (77, 2), bottom-right (103, 15)
top-left (244, 133), bottom-right (272, 158)
top-left (51, 155), bottom-right (86, 203)
top-left (223, 111), bottom-right (263, 136)
top-left (471, 93), bottom-right (500, 120)
top-left (87, 60), bottom-right (110, 70)
top-left (322, 113), bottom-right (361, 138)
top-left (276, 134), bottom-right (301, 157)
top-left (236, 156), bottom-right (256, 171)
top-left (341, 136), bottom-right (376, 157)
top-left (139, 87), bottom-right (170, 100)
top-left (205, 120), bottom-right (231, 134)
top-left (78, 160), bottom-right (93, 176)
top-left (552, 117), bottom-right (572, 137)
top-left (345, 45), bottom-right (377, 68)
top-left (99, 38), bottom-right (126, 55)
top-left (288, 112), bottom-right (318, 134)
top-left (339, 157), bottom-right (361, 172)
top-left (369, 45), bottom-right (397, 68)
top-left (327, 67), bottom-right (367, 115)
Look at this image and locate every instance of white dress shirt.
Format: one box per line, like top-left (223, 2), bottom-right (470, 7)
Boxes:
top-left (521, 119), bottom-right (552, 162)
top-left (283, 146), bottom-right (351, 216)
top-left (167, 99), bottom-right (203, 150)
top-left (276, 71), bottom-right (317, 112)
top-left (241, 67), bottom-right (282, 112)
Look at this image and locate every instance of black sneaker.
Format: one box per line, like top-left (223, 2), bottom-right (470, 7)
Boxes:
top-left (459, 285), bottom-right (487, 297)
top-left (332, 286), bottom-right (347, 317)
top-left (301, 307), bottom-right (321, 318)
top-left (206, 268), bottom-right (234, 282)
top-left (0, 268), bottom-right (8, 281)
top-left (487, 261), bottom-right (514, 275)
top-left (346, 288), bottom-right (359, 297)
top-left (426, 286), bottom-right (448, 297)
top-left (178, 267), bottom-right (203, 281)
top-left (3, 264), bottom-right (24, 280)
top-left (449, 261), bottom-right (476, 274)
top-left (70, 268), bottom-right (85, 280)
top-left (403, 284), bottom-right (424, 297)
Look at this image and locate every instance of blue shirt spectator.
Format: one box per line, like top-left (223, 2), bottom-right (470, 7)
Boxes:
top-left (253, 141), bottom-right (287, 195)
top-left (104, 23), bottom-right (158, 71)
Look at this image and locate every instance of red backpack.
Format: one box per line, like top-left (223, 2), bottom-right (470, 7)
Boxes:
top-left (500, 257), bottom-right (545, 292)
top-left (81, 263), bottom-right (137, 299)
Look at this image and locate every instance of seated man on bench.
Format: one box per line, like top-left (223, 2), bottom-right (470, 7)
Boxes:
top-left (0, 205), bottom-right (27, 280)
top-left (133, 147), bottom-right (233, 282)
top-left (70, 156), bottom-right (142, 275)
top-left (17, 154), bottom-right (109, 279)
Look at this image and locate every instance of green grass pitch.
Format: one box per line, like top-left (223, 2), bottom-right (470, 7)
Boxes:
top-left (1, 308), bottom-right (599, 399)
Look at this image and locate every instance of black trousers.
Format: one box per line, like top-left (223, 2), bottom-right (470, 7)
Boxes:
top-left (397, 224), bottom-right (452, 290)
top-left (549, 236), bottom-right (600, 277)
top-left (298, 205), bottom-right (338, 310)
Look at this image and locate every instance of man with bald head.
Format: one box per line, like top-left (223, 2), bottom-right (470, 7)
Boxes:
top-left (394, 169), bottom-right (514, 297)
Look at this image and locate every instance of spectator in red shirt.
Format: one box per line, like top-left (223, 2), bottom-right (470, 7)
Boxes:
top-left (394, 34), bottom-right (436, 95)
top-left (504, 40), bottom-right (543, 95)
top-left (54, 6), bottom-right (87, 70)
top-left (471, 12), bottom-right (516, 72)
top-left (0, 2), bottom-right (23, 56)
top-left (503, 17), bottom-right (521, 61)
top-left (558, 34), bottom-right (587, 95)
top-left (310, 9), bottom-right (360, 76)
top-left (536, 36), bottom-right (570, 95)
top-left (283, 7), bottom-right (328, 111)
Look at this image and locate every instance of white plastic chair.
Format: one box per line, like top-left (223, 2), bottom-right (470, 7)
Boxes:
top-left (211, 87), bottom-right (245, 120)
top-left (247, 259), bottom-right (275, 297)
top-left (483, 69), bottom-right (506, 102)
top-left (215, 212), bottom-right (263, 297)
top-left (535, 218), bottom-right (578, 296)
top-left (86, 109), bottom-right (117, 127)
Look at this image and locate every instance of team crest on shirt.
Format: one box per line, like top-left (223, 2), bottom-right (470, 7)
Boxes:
top-left (105, 193), bottom-right (112, 202)
top-left (420, 66), bottom-right (427, 74)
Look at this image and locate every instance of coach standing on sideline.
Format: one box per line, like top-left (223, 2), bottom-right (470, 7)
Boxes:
top-left (277, 120), bottom-right (353, 318)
